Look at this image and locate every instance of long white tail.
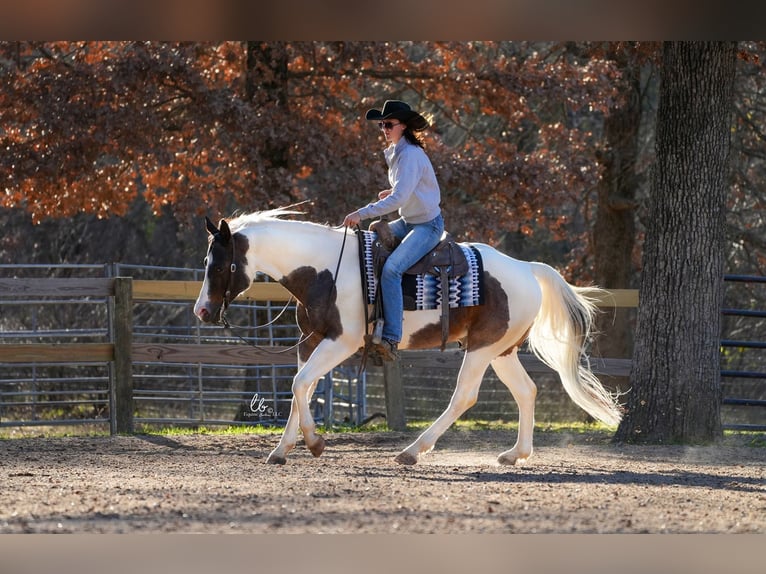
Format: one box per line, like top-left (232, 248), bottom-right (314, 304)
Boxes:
top-left (528, 262), bottom-right (623, 426)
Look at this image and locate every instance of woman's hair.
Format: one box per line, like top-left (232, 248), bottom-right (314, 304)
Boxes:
top-left (402, 125), bottom-right (425, 148)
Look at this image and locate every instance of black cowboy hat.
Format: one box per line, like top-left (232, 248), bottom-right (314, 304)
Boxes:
top-left (365, 100), bottom-right (429, 131)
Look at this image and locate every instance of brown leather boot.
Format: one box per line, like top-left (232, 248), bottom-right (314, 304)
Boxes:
top-left (374, 338), bottom-right (399, 362)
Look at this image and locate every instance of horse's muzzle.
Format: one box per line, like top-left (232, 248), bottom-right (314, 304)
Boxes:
top-left (196, 307), bottom-right (211, 323)
top-left (196, 301), bottom-right (226, 324)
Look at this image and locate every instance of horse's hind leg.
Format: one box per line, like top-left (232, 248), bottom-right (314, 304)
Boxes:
top-left (394, 350), bottom-right (491, 465)
top-left (490, 349), bottom-right (537, 465)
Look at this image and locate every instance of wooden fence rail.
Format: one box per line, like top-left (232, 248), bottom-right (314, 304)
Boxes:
top-left (0, 277), bottom-right (637, 434)
top-left (0, 277), bottom-right (132, 433)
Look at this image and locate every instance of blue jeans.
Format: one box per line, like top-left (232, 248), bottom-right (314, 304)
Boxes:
top-left (380, 213), bottom-right (444, 343)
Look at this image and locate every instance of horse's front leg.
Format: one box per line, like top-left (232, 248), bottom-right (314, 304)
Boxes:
top-left (266, 378), bottom-right (319, 465)
top-left (267, 337), bottom-right (356, 464)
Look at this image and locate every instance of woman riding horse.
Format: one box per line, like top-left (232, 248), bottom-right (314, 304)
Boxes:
top-left (343, 100), bottom-right (444, 362)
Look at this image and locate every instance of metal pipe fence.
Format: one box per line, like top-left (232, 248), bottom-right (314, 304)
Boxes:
top-left (0, 264), bottom-right (366, 431)
top-left (720, 274), bottom-right (766, 430)
top-left (1, 265), bottom-right (763, 432)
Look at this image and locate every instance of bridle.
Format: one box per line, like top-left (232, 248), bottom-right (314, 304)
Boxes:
top-left (220, 228), bottom-right (238, 321)
top-left (202, 229), bottom-right (238, 325)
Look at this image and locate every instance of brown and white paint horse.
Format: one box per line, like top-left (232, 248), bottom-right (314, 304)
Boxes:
top-left (194, 209), bottom-right (622, 465)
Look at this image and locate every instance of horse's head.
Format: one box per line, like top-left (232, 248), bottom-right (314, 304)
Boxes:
top-left (193, 216), bottom-right (251, 324)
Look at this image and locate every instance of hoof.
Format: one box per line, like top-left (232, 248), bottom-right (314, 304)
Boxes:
top-left (266, 453), bottom-right (287, 465)
top-left (497, 449), bottom-right (531, 466)
top-left (394, 451), bottom-right (418, 465)
top-left (307, 435), bottom-right (325, 458)
top-left (497, 453), bottom-right (518, 466)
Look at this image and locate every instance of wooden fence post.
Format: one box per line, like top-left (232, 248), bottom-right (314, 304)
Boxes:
top-left (382, 359), bottom-right (406, 431)
top-left (111, 277), bottom-right (134, 434)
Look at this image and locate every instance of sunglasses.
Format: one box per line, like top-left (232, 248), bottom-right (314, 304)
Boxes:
top-left (378, 121), bottom-right (402, 130)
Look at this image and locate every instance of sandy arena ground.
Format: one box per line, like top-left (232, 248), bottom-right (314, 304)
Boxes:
top-left (0, 427), bottom-right (763, 534)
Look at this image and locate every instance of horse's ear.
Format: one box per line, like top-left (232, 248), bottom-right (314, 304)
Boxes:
top-left (205, 216), bottom-right (218, 236)
top-left (218, 219), bottom-right (232, 242)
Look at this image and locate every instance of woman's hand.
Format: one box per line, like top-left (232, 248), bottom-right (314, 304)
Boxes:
top-left (378, 189), bottom-right (393, 200)
top-left (343, 211), bottom-right (362, 227)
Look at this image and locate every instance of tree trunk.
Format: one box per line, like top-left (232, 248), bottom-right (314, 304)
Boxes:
top-left (246, 40), bottom-right (289, 166)
top-left (614, 42), bottom-right (737, 444)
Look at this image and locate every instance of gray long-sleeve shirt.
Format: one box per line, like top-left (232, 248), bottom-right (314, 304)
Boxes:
top-left (357, 139), bottom-right (442, 224)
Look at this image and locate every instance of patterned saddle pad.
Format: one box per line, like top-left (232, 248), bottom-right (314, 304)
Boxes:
top-left (359, 230), bottom-right (485, 311)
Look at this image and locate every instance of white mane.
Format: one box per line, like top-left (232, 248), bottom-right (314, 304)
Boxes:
top-left (227, 208), bottom-right (305, 233)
